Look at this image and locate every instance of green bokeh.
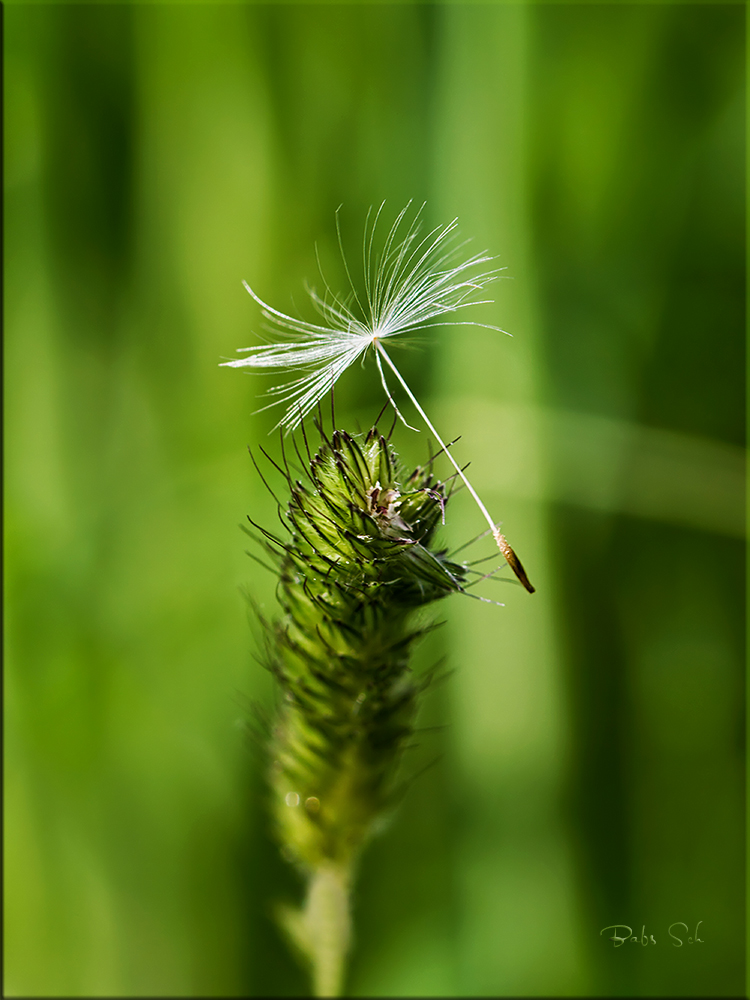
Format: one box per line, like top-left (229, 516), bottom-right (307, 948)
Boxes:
top-left (5, 4), bottom-right (744, 996)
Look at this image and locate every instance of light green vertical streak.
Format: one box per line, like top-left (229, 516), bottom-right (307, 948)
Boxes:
top-left (6, 6), bottom-right (277, 995)
top-left (431, 6), bottom-right (586, 995)
top-left (5, 12), bottom-right (122, 994)
top-left (105, 7), bottom-right (278, 994)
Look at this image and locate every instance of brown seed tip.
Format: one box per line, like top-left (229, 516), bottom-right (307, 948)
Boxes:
top-left (493, 530), bottom-right (535, 594)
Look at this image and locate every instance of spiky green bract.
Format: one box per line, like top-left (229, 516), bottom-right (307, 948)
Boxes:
top-left (253, 424), bottom-right (465, 995)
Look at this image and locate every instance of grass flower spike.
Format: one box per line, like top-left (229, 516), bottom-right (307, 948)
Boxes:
top-left (249, 423), bottom-right (468, 995)
top-left (223, 202), bottom-right (534, 592)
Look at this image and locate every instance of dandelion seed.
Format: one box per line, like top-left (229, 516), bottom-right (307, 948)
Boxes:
top-left (222, 202), bottom-right (535, 593)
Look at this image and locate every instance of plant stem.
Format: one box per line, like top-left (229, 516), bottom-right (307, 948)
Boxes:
top-left (306, 864), bottom-right (352, 998)
top-left (280, 862), bottom-right (352, 997)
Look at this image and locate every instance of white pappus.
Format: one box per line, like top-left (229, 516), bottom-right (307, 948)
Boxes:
top-left (222, 202), bottom-right (535, 593)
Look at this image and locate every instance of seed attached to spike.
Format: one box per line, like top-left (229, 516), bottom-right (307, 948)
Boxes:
top-left (222, 202), bottom-right (534, 593)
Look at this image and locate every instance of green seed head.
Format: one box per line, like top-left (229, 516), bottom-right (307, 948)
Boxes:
top-left (260, 424), bottom-right (466, 873)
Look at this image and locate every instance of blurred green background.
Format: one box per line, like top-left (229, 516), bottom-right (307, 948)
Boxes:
top-left (5, 2), bottom-right (745, 996)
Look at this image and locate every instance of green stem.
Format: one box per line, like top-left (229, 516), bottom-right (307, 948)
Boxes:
top-left (307, 864), bottom-right (352, 998)
top-left (281, 864), bottom-right (352, 997)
